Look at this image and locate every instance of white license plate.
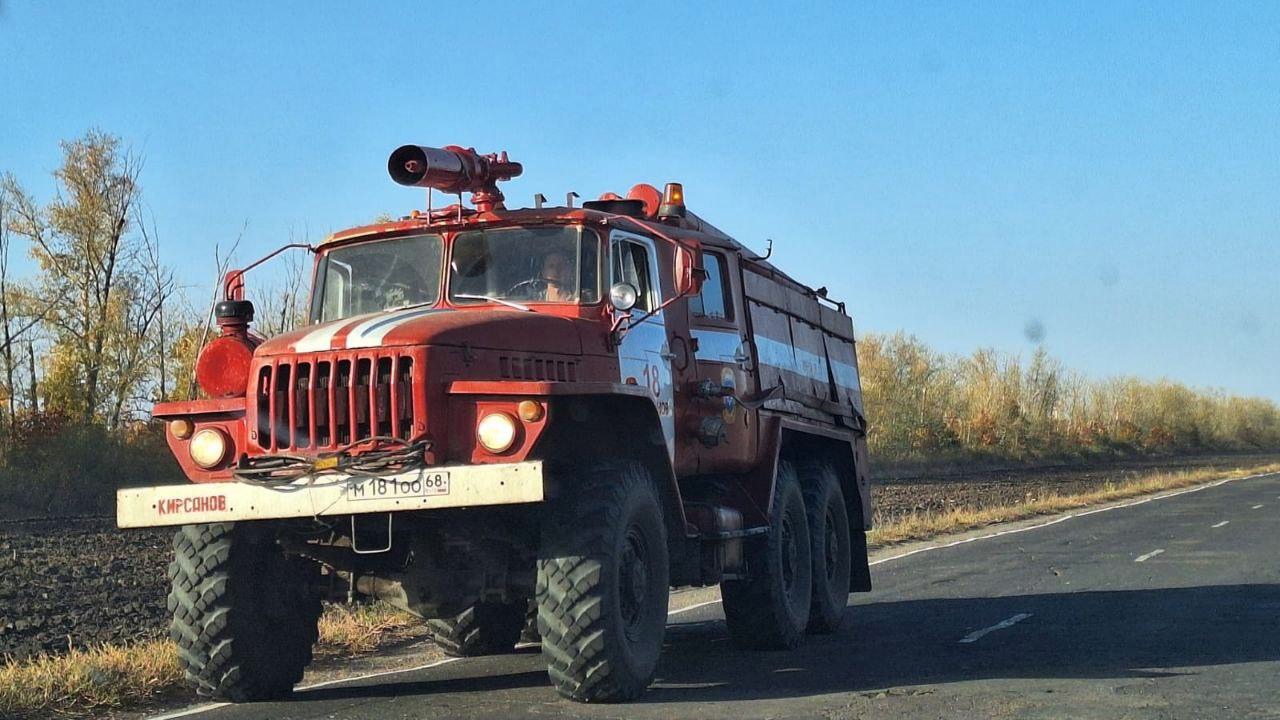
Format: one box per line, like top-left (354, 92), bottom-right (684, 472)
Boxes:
top-left (348, 472), bottom-right (449, 501)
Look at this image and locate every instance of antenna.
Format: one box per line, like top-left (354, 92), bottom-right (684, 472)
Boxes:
top-left (566, 191), bottom-right (580, 209)
top-left (534, 193), bottom-right (547, 209)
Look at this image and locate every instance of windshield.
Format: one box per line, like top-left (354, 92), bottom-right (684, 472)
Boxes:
top-left (311, 234), bottom-right (443, 323)
top-left (448, 226), bottom-right (600, 305)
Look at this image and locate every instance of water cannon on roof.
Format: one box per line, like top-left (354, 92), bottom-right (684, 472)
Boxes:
top-left (388, 145), bottom-right (522, 213)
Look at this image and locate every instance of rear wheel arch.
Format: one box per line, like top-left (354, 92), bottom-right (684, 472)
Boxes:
top-left (780, 429), bottom-right (869, 528)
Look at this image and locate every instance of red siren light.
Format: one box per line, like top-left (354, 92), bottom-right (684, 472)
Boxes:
top-left (626, 184), bottom-right (663, 218)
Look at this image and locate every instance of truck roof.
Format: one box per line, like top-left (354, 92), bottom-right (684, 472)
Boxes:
top-left (321, 205), bottom-right (849, 321)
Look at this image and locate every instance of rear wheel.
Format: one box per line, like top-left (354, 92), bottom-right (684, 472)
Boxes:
top-left (536, 460), bottom-right (670, 702)
top-left (722, 459), bottom-right (812, 650)
top-left (167, 523), bottom-right (321, 701)
top-left (800, 460), bottom-right (852, 633)
top-left (426, 600), bottom-right (527, 657)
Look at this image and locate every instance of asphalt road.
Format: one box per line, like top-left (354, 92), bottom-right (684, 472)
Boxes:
top-left (150, 471), bottom-right (1280, 720)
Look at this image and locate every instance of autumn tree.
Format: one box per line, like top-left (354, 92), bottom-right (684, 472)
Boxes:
top-left (1, 130), bottom-right (169, 426)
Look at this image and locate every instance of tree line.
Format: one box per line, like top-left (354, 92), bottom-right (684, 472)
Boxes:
top-left (859, 331), bottom-right (1280, 464)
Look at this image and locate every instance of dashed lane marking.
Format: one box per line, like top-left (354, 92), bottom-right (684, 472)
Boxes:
top-left (1251, 504), bottom-right (1264, 509)
top-left (1212, 521), bottom-right (1230, 528)
top-left (958, 613), bottom-right (1033, 644)
top-left (1135, 549), bottom-right (1164, 562)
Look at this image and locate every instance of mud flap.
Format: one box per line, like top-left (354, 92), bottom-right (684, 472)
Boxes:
top-left (850, 528), bottom-right (872, 592)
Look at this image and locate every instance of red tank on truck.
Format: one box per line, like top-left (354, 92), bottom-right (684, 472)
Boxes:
top-left (120, 144), bottom-right (873, 704)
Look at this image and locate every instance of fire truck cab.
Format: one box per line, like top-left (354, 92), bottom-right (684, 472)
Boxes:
top-left (120, 145), bottom-right (872, 704)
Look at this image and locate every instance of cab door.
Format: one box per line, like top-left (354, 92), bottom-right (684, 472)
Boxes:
top-left (611, 231), bottom-right (675, 461)
top-left (685, 249), bottom-right (757, 473)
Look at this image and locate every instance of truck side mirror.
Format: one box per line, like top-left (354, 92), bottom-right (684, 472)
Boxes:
top-left (675, 245), bottom-right (705, 297)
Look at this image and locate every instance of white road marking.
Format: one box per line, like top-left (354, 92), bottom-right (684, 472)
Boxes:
top-left (1212, 521), bottom-right (1230, 528)
top-left (1251, 504), bottom-right (1264, 509)
top-left (1134, 548), bottom-right (1164, 562)
top-left (297, 657), bottom-right (459, 691)
top-left (148, 703), bottom-right (230, 720)
top-left (958, 613), bottom-right (1033, 644)
top-left (146, 658), bottom-right (460, 719)
top-left (668, 598), bottom-right (722, 617)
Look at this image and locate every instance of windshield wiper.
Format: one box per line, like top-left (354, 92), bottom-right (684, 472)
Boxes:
top-left (381, 300), bottom-right (434, 312)
top-left (453, 294), bottom-right (533, 312)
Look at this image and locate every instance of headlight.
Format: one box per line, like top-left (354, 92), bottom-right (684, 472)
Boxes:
top-left (190, 428), bottom-right (230, 469)
top-left (477, 413), bottom-right (518, 453)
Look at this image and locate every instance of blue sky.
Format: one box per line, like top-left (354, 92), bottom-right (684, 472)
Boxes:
top-left (2, 2), bottom-right (1278, 399)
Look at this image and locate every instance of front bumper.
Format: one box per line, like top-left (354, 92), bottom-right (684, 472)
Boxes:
top-left (117, 460), bottom-right (544, 529)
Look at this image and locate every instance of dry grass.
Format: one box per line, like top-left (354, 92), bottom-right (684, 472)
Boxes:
top-left (0, 602), bottom-right (415, 719)
top-left (0, 638), bottom-right (180, 718)
top-left (315, 601), bottom-right (419, 657)
top-left (868, 462), bottom-right (1280, 547)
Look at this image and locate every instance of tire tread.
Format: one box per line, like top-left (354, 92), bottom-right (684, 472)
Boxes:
top-left (536, 460), bottom-right (668, 702)
top-left (167, 523), bottom-right (321, 702)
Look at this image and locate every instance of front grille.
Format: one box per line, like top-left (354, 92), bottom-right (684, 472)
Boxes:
top-left (498, 355), bottom-right (578, 382)
top-left (254, 354), bottom-right (417, 451)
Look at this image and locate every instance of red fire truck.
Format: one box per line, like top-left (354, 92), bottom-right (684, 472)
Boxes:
top-left (119, 145), bottom-right (872, 703)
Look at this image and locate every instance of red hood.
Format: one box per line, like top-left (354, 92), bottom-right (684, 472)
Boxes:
top-left (255, 306), bottom-right (587, 357)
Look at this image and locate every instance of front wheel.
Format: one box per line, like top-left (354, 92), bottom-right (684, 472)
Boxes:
top-left (721, 459), bottom-right (812, 649)
top-left (536, 460), bottom-right (670, 702)
top-left (167, 523), bottom-right (321, 701)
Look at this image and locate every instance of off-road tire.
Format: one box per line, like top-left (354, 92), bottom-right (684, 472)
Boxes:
top-left (721, 459), bottom-right (812, 650)
top-left (168, 523), bottom-right (321, 701)
top-left (800, 459), bottom-right (852, 633)
top-left (536, 460), bottom-right (670, 702)
top-left (426, 600), bottom-right (527, 657)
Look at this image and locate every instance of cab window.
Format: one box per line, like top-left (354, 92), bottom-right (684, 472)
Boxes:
top-left (611, 239), bottom-right (655, 312)
top-left (448, 226), bottom-right (600, 305)
top-left (690, 251), bottom-right (731, 320)
top-left (312, 234), bottom-right (443, 323)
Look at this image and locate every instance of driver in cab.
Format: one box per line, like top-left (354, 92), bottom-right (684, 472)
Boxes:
top-left (536, 249), bottom-right (577, 302)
